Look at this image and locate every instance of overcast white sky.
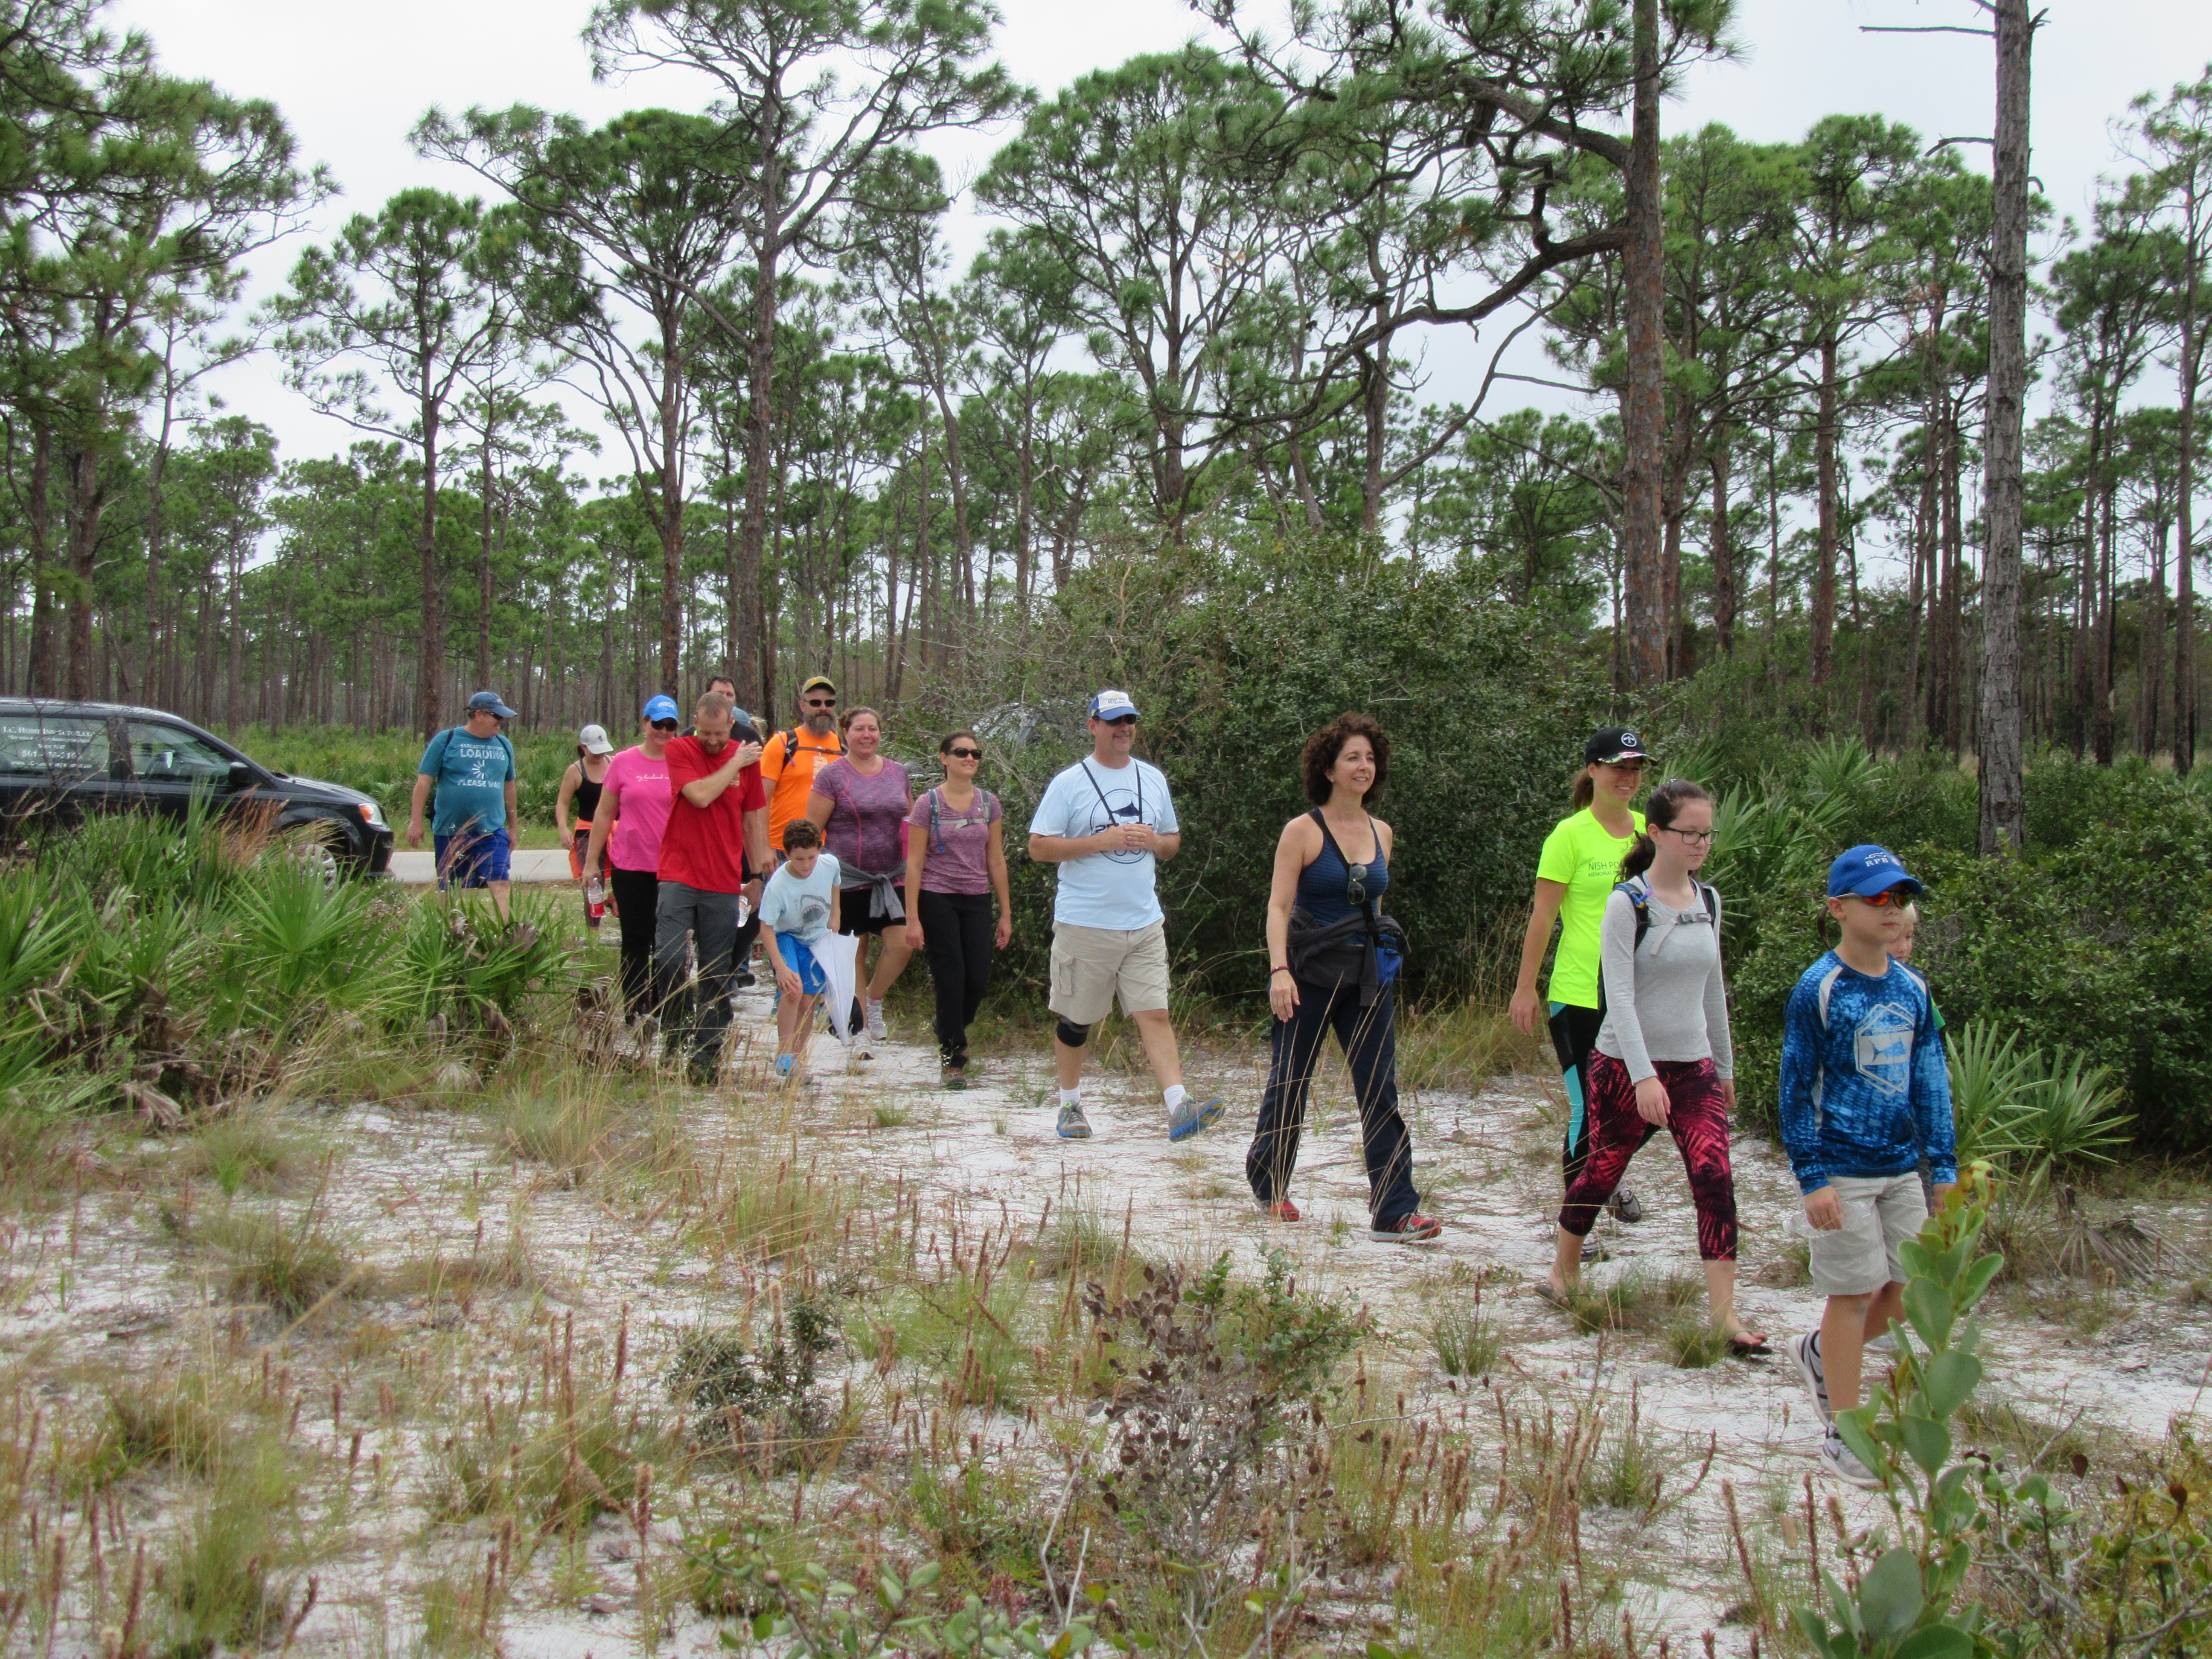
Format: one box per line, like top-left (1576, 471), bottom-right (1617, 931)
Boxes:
top-left (102, 0), bottom-right (2212, 477)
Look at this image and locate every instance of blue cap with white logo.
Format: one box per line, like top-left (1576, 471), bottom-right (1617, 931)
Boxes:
top-left (642, 694), bottom-right (679, 723)
top-left (1089, 689), bottom-right (1140, 721)
top-left (1828, 844), bottom-right (1923, 900)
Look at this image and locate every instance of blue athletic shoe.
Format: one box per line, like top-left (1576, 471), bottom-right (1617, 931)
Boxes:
top-left (1056, 1103), bottom-right (1092, 1139)
top-left (1167, 1095), bottom-right (1225, 1143)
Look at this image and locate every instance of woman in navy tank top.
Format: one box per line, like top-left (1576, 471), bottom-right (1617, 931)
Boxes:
top-left (1248, 713), bottom-right (1439, 1243)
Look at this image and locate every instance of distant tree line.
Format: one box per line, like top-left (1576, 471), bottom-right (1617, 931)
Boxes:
top-left (0, 0), bottom-right (2203, 774)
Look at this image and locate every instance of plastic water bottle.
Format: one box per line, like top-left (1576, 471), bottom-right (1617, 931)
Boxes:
top-left (585, 876), bottom-right (605, 927)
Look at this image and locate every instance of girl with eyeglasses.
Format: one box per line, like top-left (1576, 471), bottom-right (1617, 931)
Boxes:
top-left (903, 731), bottom-right (1013, 1088)
top-left (1539, 779), bottom-right (1764, 1353)
top-left (1246, 712), bottom-right (1440, 1243)
top-left (1511, 728), bottom-right (1655, 1247)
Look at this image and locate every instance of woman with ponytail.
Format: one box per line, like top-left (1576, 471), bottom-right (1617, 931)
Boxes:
top-left (1538, 779), bottom-right (1763, 1352)
top-left (1511, 728), bottom-right (1655, 1245)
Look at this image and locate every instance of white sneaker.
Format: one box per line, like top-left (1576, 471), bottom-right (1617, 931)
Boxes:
top-left (1819, 1431), bottom-right (1881, 1488)
top-left (864, 1000), bottom-right (888, 1044)
top-left (1789, 1331), bottom-right (1833, 1426)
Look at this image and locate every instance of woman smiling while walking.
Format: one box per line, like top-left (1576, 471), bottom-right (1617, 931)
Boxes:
top-left (1246, 713), bottom-right (1440, 1244)
top-left (904, 731), bottom-right (1012, 1089)
top-left (807, 706), bottom-right (914, 1043)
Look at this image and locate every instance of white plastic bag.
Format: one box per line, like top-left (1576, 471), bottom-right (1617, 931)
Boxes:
top-left (816, 931), bottom-right (862, 1048)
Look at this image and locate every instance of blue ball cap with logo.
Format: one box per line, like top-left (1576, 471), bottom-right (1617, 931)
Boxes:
top-left (642, 694), bottom-right (679, 723)
top-left (1828, 843), bottom-right (1924, 900)
top-left (1089, 689), bottom-right (1140, 721)
top-left (467, 689), bottom-right (518, 719)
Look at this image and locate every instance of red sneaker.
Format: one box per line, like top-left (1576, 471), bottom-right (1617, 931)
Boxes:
top-left (1371, 1212), bottom-right (1443, 1244)
top-left (1265, 1199), bottom-right (1301, 1223)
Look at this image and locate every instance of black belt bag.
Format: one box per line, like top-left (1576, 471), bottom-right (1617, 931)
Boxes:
top-left (1285, 905), bottom-right (1408, 1007)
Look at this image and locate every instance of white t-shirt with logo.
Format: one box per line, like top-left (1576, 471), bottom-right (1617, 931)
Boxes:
top-left (1028, 757), bottom-right (1179, 930)
top-left (758, 853), bottom-right (842, 943)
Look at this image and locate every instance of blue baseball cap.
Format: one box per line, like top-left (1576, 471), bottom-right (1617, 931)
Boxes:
top-left (1828, 844), bottom-right (1923, 900)
top-left (466, 689), bottom-right (518, 719)
top-left (642, 694), bottom-right (679, 723)
top-left (1089, 689), bottom-right (1140, 721)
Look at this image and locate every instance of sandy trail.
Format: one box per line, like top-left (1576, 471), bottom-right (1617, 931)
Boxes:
top-left (4, 979), bottom-right (2206, 1656)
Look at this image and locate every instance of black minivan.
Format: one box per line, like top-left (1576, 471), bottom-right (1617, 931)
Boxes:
top-left (0, 699), bottom-right (394, 879)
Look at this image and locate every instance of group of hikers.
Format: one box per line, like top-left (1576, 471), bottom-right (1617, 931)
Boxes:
top-left (412, 688), bottom-right (1955, 1488)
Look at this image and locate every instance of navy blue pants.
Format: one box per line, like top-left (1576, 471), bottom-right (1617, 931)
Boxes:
top-left (1246, 979), bottom-right (1419, 1225)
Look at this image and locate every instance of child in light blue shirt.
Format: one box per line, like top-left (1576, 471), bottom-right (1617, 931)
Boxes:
top-left (758, 821), bottom-right (841, 1079)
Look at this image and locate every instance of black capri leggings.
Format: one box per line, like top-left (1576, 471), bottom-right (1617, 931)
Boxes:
top-left (917, 889), bottom-right (994, 1065)
top-left (608, 864), bottom-right (660, 1019)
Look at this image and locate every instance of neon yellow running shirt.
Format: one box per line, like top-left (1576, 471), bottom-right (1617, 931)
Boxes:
top-left (1534, 806), bottom-right (1647, 1009)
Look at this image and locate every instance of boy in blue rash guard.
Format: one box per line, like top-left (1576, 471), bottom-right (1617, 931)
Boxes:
top-left (1780, 844), bottom-right (1957, 1488)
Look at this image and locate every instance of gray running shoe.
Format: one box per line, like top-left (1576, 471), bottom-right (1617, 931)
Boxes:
top-left (1607, 1183), bottom-right (1645, 1224)
top-left (1580, 1234), bottom-right (1608, 1265)
top-left (1819, 1430), bottom-right (1880, 1488)
top-left (1056, 1103), bottom-right (1092, 1140)
top-left (1167, 1094), bottom-right (1225, 1143)
top-left (1790, 1330), bottom-right (1833, 1425)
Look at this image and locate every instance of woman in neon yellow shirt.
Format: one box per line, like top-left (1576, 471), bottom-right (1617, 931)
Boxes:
top-left (1511, 728), bottom-right (1652, 1235)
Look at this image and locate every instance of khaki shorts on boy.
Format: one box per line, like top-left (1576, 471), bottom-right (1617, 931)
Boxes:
top-left (1049, 921), bottom-right (1171, 1024)
top-left (1807, 1171), bottom-right (1930, 1296)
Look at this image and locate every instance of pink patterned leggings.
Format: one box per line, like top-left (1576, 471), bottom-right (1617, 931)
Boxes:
top-left (1558, 1053), bottom-right (1738, 1261)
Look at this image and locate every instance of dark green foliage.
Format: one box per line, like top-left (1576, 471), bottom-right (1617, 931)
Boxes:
top-left (668, 1299), bottom-right (839, 1442)
top-left (926, 536), bottom-right (1610, 998)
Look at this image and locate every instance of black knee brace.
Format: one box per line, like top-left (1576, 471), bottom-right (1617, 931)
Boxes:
top-left (1055, 1016), bottom-right (1091, 1049)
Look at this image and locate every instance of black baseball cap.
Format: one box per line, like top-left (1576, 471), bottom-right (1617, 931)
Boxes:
top-left (1584, 726), bottom-right (1653, 766)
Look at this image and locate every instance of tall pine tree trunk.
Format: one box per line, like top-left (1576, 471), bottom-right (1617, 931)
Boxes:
top-left (1620, 0), bottom-right (1666, 688)
top-left (1811, 332), bottom-right (1840, 699)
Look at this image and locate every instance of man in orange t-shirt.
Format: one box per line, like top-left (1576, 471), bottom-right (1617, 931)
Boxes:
top-left (760, 674), bottom-right (845, 859)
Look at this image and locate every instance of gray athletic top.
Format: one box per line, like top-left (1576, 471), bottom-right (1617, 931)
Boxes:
top-left (1592, 882), bottom-right (1734, 1083)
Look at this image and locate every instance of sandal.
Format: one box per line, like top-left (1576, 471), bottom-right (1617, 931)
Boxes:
top-left (1533, 1277), bottom-right (1575, 1311)
top-left (1263, 1199), bottom-right (1301, 1223)
top-left (1726, 1327), bottom-right (1773, 1357)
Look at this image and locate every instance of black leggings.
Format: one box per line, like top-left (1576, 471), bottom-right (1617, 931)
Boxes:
top-left (1549, 1001), bottom-right (1604, 1186)
top-left (609, 864), bottom-right (659, 1019)
top-left (918, 890), bottom-right (993, 1065)
top-left (1246, 979), bottom-right (1420, 1226)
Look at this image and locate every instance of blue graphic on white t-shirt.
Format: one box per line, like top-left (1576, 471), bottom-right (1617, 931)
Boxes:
top-left (1028, 757), bottom-right (1180, 929)
top-left (1851, 1003), bottom-right (1916, 1097)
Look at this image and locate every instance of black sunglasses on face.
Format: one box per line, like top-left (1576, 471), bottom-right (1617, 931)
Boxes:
top-left (946, 746), bottom-right (982, 760)
top-left (650, 719), bottom-right (678, 731)
top-left (1103, 716), bottom-right (1137, 728)
top-left (804, 697), bottom-right (835, 708)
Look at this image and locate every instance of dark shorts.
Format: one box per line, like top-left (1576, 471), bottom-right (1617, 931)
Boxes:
top-left (837, 890), bottom-right (899, 936)
top-left (434, 827), bottom-right (512, 888)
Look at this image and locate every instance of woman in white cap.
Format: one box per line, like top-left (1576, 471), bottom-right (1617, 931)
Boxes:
top-left (558, 723), bottom-right (618, 932)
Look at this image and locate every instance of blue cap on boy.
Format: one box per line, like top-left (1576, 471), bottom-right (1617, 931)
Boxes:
top-left (1827, 844), bottom-right (1924, 899)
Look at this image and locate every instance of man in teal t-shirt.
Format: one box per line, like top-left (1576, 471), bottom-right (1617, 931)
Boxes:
top-left (410, 690), bottom-right (520, 914)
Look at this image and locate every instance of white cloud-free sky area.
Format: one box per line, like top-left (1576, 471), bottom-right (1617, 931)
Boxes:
top-left (103, 0), bottom-right (2212, 492)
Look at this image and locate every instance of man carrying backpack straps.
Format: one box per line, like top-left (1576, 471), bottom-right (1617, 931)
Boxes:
top-left (759, 675), bottom-right (845, 864)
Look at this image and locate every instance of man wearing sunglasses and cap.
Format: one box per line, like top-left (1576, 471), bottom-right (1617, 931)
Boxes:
top-left (1027, 690), bottom-right (1223, 1143)
top-left (1778, 844), bottom-right (1957, 1487)
top-left (760, 674), bottom-right (845, 861)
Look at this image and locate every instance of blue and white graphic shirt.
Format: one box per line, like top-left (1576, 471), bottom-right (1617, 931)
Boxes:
top-left (1777, 951), bottom-right (1956, 1195)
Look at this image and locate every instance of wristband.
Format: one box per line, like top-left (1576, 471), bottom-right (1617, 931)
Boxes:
top-left (1270, 965), bottom-right (1291, 976)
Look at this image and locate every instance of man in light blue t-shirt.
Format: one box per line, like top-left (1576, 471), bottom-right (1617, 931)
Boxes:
top-left (410, 690), bottom-right (521, 917)
top-left (1027, 690), bottom-right (1221, 1144)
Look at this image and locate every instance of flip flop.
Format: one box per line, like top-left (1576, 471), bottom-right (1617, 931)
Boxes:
top-left (1727, 1330), bottom-right (1774, 1357)
top-left (1532, 1278), bottom-right (1574, 1312)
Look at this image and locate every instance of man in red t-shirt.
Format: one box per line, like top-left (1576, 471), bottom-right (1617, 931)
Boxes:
top-left (652, 693), bottom-right (768, 1083)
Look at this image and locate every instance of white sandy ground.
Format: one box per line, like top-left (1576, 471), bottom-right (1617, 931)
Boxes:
top-left (3, 975), bottom-right (2209, 1656)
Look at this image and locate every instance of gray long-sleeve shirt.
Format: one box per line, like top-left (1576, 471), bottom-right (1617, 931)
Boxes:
top-left (1592, 882), bottom-right (1734, 1082)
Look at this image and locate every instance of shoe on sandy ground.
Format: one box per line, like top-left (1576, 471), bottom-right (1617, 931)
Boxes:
top-left (1580, 1234), bottom-right (1607, 1265)
top-left (1790, 1330), bottom-right (1833, 1424)
top-left (1371, 1212), bottom-right (1443, 1243)
top-left (941, 1063), bottom-right (969, 1090)
top-left (1056, 1103), bottom-right (1092, 1139)
top-left (1819, 1431), bottom-right (1880, 1488)
top-left (1263, 1198), bottom-right (1300, 1222)
top-left (1607, 1183), bottom-right (1644, 1223)
top-left (864, 1001), bottom-right (888, 1043)
top-left (1166, 1095), bottom-right (1225, 1143)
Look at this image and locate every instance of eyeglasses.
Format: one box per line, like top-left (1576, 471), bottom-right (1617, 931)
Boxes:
top-left (946, 746), bottom-right (982, 761)
top-left (649, 719), bottom-right (678, 732)
top-left (804, 697), bottom-right (835, 709)
top-left (1851, 886), bottom-right (1915, 908)
top-left (1661, 826), bottom-right (1715, 847)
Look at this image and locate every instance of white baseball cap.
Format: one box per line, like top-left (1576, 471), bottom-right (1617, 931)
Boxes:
top-left (1089, 689), bottom-right (1140, 720)
top-left (579, 723), bottom-right (615, 755)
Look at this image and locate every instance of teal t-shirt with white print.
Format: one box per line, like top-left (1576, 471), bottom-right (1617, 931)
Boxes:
top-left (417, 727), bottom-right (517, 837)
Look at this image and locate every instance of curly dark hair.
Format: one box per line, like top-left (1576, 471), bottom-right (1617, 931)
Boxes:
top-left (1301, 712), bottom-right (1390, 806)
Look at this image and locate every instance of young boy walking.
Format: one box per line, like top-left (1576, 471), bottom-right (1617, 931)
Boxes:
top-left (1780, 844), bottom-right (1957, 1487)
top-left (758, 820), bottom-right (842, 1082)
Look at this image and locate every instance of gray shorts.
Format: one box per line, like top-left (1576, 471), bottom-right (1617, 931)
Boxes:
top-left (1807, 1173), bottom-right (1929, 1297)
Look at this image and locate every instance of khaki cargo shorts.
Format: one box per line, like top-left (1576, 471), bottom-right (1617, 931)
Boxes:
top-left (1807, 1172), bottom-right (1930, 1297)
top-left (1048, 921), bottom-right (1171, 1024)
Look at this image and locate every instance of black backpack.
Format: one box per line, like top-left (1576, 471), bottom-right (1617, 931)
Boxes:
top-left (1593, 873), bottom-right (1720, 1028)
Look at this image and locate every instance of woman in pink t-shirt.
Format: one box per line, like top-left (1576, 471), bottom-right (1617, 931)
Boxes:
top-left (584, 698), bottom-right (681, 1021)
top-left (806, 707), bottom-right (913, 1044)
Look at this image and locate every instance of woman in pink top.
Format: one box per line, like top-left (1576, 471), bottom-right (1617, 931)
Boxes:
top-left (584, 696), bottom-right (681, 1021)
top-left (902, 729), bottom-right (1010, 1087)
top-left (806, 706), bottom-right (913, 1043)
